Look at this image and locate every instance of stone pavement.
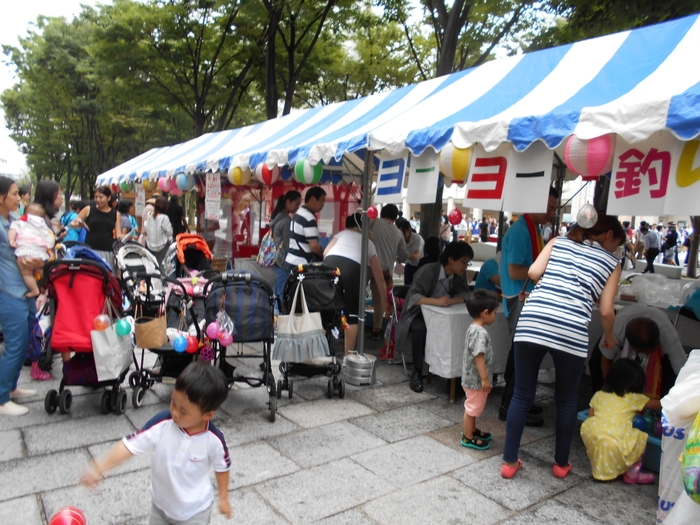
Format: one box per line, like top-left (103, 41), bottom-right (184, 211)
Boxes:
top-left (0, 336), bottom-right (658, 525)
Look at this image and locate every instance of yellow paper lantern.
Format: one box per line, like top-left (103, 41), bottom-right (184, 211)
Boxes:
top-left (439, 143), bottom-right (472, 183)
top-left (142, 179), bottom-right (158, 191)
top-left (227, 166), bottom-right (252, 186)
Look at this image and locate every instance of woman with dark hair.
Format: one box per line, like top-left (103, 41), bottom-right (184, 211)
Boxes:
top-left (324, 211), bottom-right (386, 354)
top-left (416, 236), bottom-right (441, 269)
top-left (166, 194), bottom-right (188, 238)
top-left (396, 218), bottom-right (424, 286)
top-left (501, 214), bottom-right (626, 480)
top-left (269, 190), bottom-right (302, 309)
top-left (18, 185), bottom-right (30, 215)
top-left (71, 185), bottom-right (121, 268)
top-left (33, 180), bottom-right (65, 238)
top-left (0, 176), bottom-right (39, 416)
top-left (144, 196), bottom-right (173, 266)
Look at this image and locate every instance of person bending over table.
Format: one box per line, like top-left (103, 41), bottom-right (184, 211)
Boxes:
top-left (590, 305), bottom-right (687, 401)
top-left (396, 241), bottom-right (474, 393)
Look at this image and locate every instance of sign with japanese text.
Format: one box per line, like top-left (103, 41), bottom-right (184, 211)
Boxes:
top-left (406, 150), bottom-right (440, 204)
top-left (462, 143), bottom-right (553, 213)
top-left (205, 172), bottom-right (221, 221)
top-left (607, 133), bottom-right (700, 215)
top-left (135, 183), bottom-right (145, 216)
top-left (375, 151), bottom-right (408, 203)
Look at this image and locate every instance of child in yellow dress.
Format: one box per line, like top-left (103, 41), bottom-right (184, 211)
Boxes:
top-left (581, 359), bottom-right (657, 484)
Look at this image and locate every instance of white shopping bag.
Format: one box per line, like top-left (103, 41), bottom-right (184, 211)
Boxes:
top-left (91, 326), bottom-right (133, 382)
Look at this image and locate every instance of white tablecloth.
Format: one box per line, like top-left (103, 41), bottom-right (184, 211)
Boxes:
top-left (420, 303), bottom-right (511, 378)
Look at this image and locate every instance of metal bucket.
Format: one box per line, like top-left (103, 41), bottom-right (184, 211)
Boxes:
top-left (343, 353), bottom-right (377, 386)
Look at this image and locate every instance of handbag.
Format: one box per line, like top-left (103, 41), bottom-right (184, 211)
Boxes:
top-left (273, 283), bottom-right (330, 363)
top-left (256, 230), bottom-right (278, 267)
top-left (90, 299), bottom-right (133, 381)
top-left (134, 303), bottom-right (167, 349)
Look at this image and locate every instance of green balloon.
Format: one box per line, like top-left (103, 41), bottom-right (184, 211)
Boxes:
top-left (116, 319), bottom-right (132, 336)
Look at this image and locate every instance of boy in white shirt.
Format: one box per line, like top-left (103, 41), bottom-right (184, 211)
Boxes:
top-left (82, 362), bottom-right (232, 523)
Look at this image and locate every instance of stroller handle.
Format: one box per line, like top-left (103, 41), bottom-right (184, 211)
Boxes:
top-left (44, 258), bottom-right (112, 283)
top-left (202, 271), bottom-right (273, 297)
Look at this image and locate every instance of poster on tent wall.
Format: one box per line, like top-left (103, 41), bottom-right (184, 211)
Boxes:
top-left (375, 151), bottom-right (408, 204)
top-left (607, 133), bottom-right (700, 216)
top-left (205, 172), bottom-right (221, 221)
top-left (406, 150), bottom-right (440, 204)
top-left (135, 183), bottom-right (145, 216)
top-left (462, 143), bottom-right (553, 212)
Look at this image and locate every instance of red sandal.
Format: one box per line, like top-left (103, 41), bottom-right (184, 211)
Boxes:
top-left (500, 458), bottom-right (523, 479)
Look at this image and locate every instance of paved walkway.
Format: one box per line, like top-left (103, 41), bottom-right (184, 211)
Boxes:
top-left (0, 336), bottom-right (658, 525)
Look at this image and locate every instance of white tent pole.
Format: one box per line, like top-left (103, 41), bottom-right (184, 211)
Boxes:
top-left (356, 151), bottom-right (374, 356)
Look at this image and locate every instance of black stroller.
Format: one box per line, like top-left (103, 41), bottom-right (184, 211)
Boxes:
top-left (277, 263), bottom-right (346, 399)
top-left (203, 272), bottom-right (277, 422)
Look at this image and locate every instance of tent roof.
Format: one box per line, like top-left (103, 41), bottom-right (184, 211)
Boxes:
top-left (97, 14), bottom-right (700, 186)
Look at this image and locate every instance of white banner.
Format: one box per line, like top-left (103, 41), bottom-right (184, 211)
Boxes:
top-left (462, 143), bottom-right (511, 211)
top-left (205, 172), bottom-right (221, 221)
top-left (375, 151), bottom-right (408, 204)
top-left (503, 141), bottom-right (553, 213)
top-left (608, 132), bottom-right (700, 216)
top-left (406, 150), bottom-right (440, 204)
top-left (135, 183), bottom-right (145, 216)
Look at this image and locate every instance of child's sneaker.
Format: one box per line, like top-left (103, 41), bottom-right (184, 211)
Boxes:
top-left (461, 432), bottom-right (490, 450)
top-left (30, 362), bottom-right (52, 381)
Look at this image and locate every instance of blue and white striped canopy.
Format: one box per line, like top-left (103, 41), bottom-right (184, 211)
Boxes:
top-left (96, 14), bottom-right (700, 186)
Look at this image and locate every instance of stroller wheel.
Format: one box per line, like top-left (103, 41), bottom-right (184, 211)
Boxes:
top-left (338, 379), bottom-right (345, 399)
top-left (132, 385), bottom-right (146, 408)
top-left (44, 390), bottom-right (58, 414)
top-left (269, 394), bottom-right (277, 423)
top-left (128, 371), bottom-right (140, 389)
top-left (276, 379), bottom-right (283, 400)
top-left (327, 379), bottom-right (333, 399)
top-left (114, 389), bottom-right (128, 415)
top-left (58, 390), bottom-right (73, 414)
top-left (100, 390), bottom-right (112, 414)
top-left (288, 379), bottom-right (293, 399)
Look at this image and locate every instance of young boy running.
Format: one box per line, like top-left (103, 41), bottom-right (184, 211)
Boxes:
top-left (461, 289), bottom-right (500, 450)
top-left (82, 362), bottom-right (232, 523)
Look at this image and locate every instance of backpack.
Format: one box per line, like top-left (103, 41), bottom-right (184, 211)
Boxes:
top-left (256, 230), bottom-right (277, 267)
top-left (128, 215), bottom-right (138, 237)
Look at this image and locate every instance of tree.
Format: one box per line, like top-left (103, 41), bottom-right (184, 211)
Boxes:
top-left (688, 216), bottom-right (699, 279)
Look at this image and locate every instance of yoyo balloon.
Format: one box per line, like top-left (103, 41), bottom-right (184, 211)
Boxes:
top-left (49, 506), bottom-right (87, 525)
top-left (653, 419), bottom-right (663, 437)
top-left (115, 318), bottom-right (132, 336)
top-left (206, 321), bottom-right (222, 340)
top-left (632, 414), bottom-right (647, 431)
top-left (366, 206), bottom-right (378, 219)
top-left (173, 335), bottom-right (188, 353)
top-left (218, 332), bottom-right (233, 347)
top-left (448, 209), bottom-right (463, 226)
top-left (200, 345), bottom-right (215, 362)
top-left (576, 203), bottom-right (598, 229)
top-left (93, 314), bottom-right (111, 331)
top-left (185, 335), bottom-right (199, 354)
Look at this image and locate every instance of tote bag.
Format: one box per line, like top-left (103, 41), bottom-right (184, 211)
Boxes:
top-left (90, 300), bottom-right (133, 381)
top-left (273, 283), bottom-right (329, 363)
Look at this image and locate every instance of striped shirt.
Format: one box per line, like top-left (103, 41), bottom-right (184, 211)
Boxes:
top-left (370, 218), bottom-right (408, 272)
top-left (515, 237), bottom-right (620, 358)
top-left (285, 206), bottom-right (319, 265)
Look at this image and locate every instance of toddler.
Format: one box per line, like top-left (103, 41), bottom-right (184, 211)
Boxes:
top-left (8, 203), bottom-right (55, 297)
top-left (581, 359), bottom-right (656, 484)
top-left (82, 362), bottom-right (233, 523)
top-left (461, 289), bottom-right (499, 450)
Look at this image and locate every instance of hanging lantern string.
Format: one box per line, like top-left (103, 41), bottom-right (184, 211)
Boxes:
top-left (559, 180), bottom-right (591, 209)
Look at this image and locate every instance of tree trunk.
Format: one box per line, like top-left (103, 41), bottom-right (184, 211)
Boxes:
top-left (265, 5), bottom-right (279, 120)
top-left (420, 184), bottom-right (444, 239)
top-left (687, 216), bottom-right (700, 279)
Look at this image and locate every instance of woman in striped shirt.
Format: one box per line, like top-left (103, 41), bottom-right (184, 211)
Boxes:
top-left (501, 215), bottom-right (626, 480)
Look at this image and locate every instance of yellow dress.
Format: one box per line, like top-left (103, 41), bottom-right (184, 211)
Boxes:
top-left (580, 391), bottom-right (649, 481)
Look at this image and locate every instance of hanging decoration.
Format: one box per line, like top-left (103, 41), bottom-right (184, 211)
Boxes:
top-left (120, 181), bottom-right (134, 193)
top-left (439, 143), bottom-right (472, 183)
top-left (366, 206), bottom-right (378, 219)
top-left (448, 209), bottom-right (463, 226)
top-left (176, 173), bottom-right (195, 191)
top-left (254, 163), bottom-right (280, 185)
top-left (158, 177), bottom-right (172, 193)
top-left (293, 158), bottom-right (323, 184)
top-left (564, 134), bottom-right (615, 181)
top-left (142, 179), bottom-right (158, 191)
top-left (111, 183), bottom-right (120, 194)
top-left (227, 166), bottom-right (252, 186)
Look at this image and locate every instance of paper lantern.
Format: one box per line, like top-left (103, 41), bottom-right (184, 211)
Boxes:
top-left (448, 209), bottom-right (463, 225)
top-left (293, 159), bottom-right (323, 184)
top-left (254, 164), bottom-right (280, 185)
top-left (564, 134), bottom-right (615, 181)
top-left (120, 181), bottom-right (133, 193)
top-left (111, 183), bottom-right (120, 194)
top-left (439, 143), bottom-right (472, 183)
top-left (366, 206), bottom-right (378, 219)
top-left (157, 177), bottom-right (172, 193)
top-left (227, 166), bottom-right (252, 186)
top-left (142, 179), bottom-right (158, 191)
top-left (176, 173), bottom-right (195, 191)
top-left (170, 186), bottom-right (183, 197)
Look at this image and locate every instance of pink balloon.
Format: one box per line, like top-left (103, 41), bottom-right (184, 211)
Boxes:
top-left (448, 209), bottom-right (463, 225)
top-left (219, 332), bottom-right (233, 346)
top-left (157, 177), bottom-right (172, 193)
top-left (170, 186), bottom-right (183, 196)
top-left (206, 321), bottom-right (222, 339)
top-left (366, 206), bottom-right (378, 219)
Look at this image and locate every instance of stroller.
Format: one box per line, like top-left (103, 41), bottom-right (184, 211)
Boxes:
top-left (116, 241), bottom-right (166, 312)
top-left (203, 272), bottom-right (277, 421)
top-left (42, 258), bottom-right (130, 415)
top-left (277, 264), bottom-right (346, 399)
top-left (162, 233), bottom-right (215, 278)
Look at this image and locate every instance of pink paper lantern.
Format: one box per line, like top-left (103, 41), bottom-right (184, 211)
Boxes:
top-left (564, 134), bottom-right (615, 181)
top-left (366, 206), bottom-right (378, 219)
top-left (254, 164), bottom-right (280, 185)
top-left (170, 186), bottom-right (183, 197)
top-left (158, 177), bottom-right (172, 193)
top-left (448, 209), bottom-right (463, 226)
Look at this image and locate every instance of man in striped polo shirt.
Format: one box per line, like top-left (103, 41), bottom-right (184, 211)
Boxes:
top-left (285, 186), bottom-right (327, 266)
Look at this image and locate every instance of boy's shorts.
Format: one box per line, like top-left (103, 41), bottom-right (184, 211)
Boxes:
top-left (463, 388), bottom-right (488, 417)
top-left (150, 502), bottom-right (212, 525)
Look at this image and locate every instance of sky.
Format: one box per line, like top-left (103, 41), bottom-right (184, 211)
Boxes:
top-left (0, 0), bottom-right (108, 177)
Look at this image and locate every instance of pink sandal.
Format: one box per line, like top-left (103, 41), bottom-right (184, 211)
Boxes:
top-left (623, 461), bottom-right (655, 484)
top-left (500, 458), bottom-right (523, 479)
top-left (30, 362), bottom-right (52, 381)
top-left (552, 462), bottom-right (572, 479)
